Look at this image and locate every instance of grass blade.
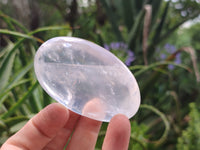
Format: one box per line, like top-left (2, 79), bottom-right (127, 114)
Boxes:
top-left (99, 0), bottom-right (123, 41)
top-left (140, 104), bottom-right (170, 146)
top-left (150, 0), bottom-right (163, 29)
top-left (0, 79), bottom-right (30, 106)
top-left (3, 116), bottom-right (29, 129)
top-left (0, 60), bottom-right (33, 104)
top-left (128, 9), bottom-right (145, 48)
top-left (0, 29), bottom-right (40, 42)
top-left (0, 43), bottom-right (16, 91)
top-left (133, 61), bottom-right (190, 77)
top-left (30, 26), bottom-right (73, 35)
top-left (152, 1), bottom-right (170, 44)
top-left (7, 61), bottom-right (33, 90)
top-left (0, 11), bottom-right (29, 33)
top-left (148, 1), bottom-right (170, 57)
top-left (0, 81), bottom-right (39, 119)
top-left (0, 120), bottom-right (7, 133)
top-left (135, 0), bottom-right (145, 14)
top-left (121, 0), bottom-right (134, 31)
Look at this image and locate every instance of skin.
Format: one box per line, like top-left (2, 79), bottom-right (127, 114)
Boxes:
top-left (1, 103), bottom-right (131, 150)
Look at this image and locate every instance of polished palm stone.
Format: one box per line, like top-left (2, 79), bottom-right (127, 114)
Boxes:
top-left (34, 37), bottom-right (140, 122)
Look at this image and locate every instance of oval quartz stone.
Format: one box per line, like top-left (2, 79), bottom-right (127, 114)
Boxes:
top-left (34, 37), bottom-right (140, 122)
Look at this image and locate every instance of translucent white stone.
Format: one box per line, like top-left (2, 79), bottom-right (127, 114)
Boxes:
top-left (34, 37), bottom-right (140, 122)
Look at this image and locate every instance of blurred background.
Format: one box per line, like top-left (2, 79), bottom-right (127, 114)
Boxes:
top-left (0, 0), bottom-right (200, 149)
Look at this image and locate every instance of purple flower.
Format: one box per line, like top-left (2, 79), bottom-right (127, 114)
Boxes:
top-left (110, 42), bottom-right (121, 50)
top-left (157, 44), bottom-right (182, 70)
top-left (175, 53), bottom-right (181, 64)
top-left (168, 53), bottom-right (181, 70)
top-left (160, 53), bottom-right (167, 60)
top-left (125, 50), bottom-right (135, 66)
top-left (103, 42), bottom-right (135, 66)
top-left (127, 50), bottom-right (134, 57)
top-left (120, 42), bottom-right (128, 49)
top-left (164, 43), bottom-right (176, 53)
top-left (103, 44), bottom-right (110, 50)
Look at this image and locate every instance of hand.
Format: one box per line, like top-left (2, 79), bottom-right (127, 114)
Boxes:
top-left (1, 103), bottom-right (130, 150)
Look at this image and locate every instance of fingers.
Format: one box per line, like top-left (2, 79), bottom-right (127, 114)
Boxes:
top-left (1, 103), bottom-right (69, 150)
top-left (102, 114), bottom-right (131, 150)
top-left (43, 110), bottom-right (80, 150)
top-left (1, 103), bottom-right (131, 150)
top-left (66, 116), bottom-right (102, 150)
top-left (65, 98), bottom-right (103, 150)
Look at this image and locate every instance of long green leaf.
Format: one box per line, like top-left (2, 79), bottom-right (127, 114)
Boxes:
top-left (147, 1), bottom-right (170, 59)
top-left (0, 29), bottom-right (36, 41)
top-left (0, 26), bottom-right (72, 113)
top-left (159, 12), bottom-right (199, 44)
top-left (132, 61), bottom-right (190, 77)
top-left (0, 79), bottom-right (31, 106)
top-left (32, 86), bottom-right (44, 111)
top-left (0, 40), bottom-right (14, 64)
top-left (7, 61), bottom-right (33, 90)
top-left (42, 90), bottom-right (52, 107)
top-left (0, 120), bottom-right (7, 133)
top-left (140, 104), bottom-right (170, 146)
top-left (135, 0), bottom-right (146, 14)
top-left (150, 0), bottom-right (163, 29)
top-left (0, 26), bottom-right (72, 44)
top-left (0, 25), bottom-right (71, 89)
top-left (0, 44), bottom-right (17, 91)
top-left (121, 0), bottom-right (134, 31)
top-left (30, 26), bottom-right (72, 35)
top-left (0, 11), bottom-right (28, 33)
top-left (1, 82), bottom-right (39, 119)
top-left (4, 116), bottom-right (29, 128)
top-left (152, 1), bottom-right (170, 44)
top-left (138, 50), bottom-right (191, 98)
top-left (128, 10), bottom-right (145, 47)
top-left (99, 0), bottom-right (123, 41)
top-left (0, 12), bottom-right (15, 31)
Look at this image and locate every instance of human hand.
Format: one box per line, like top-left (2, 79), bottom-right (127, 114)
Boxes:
top-left (1, 103), bottom-right (130, 150)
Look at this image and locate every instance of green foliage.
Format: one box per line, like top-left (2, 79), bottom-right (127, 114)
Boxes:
top-left (168, 22), bottom-right (200, 51)
top-left (129, 121), bottom-right (149, 150)
top-left (177, 103), bottom-right (200, 150)
top-left (0, 10), bottom-right (72, 143)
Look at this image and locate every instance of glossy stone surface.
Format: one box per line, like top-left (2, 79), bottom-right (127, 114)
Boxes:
top-left (34, 37), bottom-right (140, 122)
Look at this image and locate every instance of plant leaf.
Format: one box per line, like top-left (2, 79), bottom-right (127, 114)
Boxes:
top-left (140, 104), bottom-right (170, 146)
top-left (99, 0), bottom-right (123, 41)
top-left (3, 116), bottom-right (29, 128)
top-left (1, 81), bottom-right (39, 119)
top-left (0, 43), bottom-right (17, 91)
top-left (121, 0), bottom-right (134, 31)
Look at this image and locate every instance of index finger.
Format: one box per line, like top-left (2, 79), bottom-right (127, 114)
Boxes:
top-left (1, 103), bottom-right (69, 150)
